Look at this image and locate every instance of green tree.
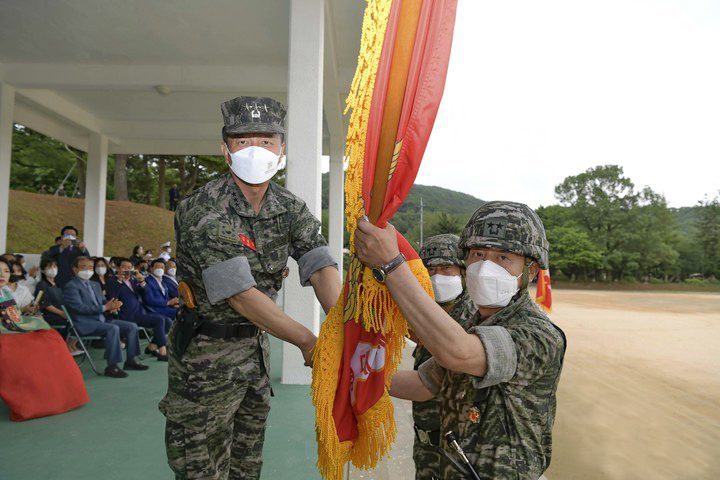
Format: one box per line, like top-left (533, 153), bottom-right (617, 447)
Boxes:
top-left (696, 194), bottom-right (720, 277)
top-left (545, 226), bottom-right (604, 280)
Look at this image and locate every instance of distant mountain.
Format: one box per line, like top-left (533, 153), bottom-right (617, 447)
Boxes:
top-left (321, 172), bottom-right (483, 245)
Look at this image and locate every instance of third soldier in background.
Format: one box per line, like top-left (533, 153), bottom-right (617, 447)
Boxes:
top-left (414, 234), bottom-right (474, 479)
top-left (159, 96), bottom-right (342, 480)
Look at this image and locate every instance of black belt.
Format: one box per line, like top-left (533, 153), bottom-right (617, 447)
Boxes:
top-left (197, 323), bottom-right (260, 339)
top-left (414, 425), bottom-right (440, 446)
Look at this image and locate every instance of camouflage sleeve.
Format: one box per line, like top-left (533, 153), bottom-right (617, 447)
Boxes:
top-left (468, 325), bottom-right (517, 388)
top-left (417, 357), bottom-right (445, 395)
top-left (503, 322), bottom-right (566, 388)
top-left (201, 256), bottom-right (256, 305)
top-left (289, 200), bottom-right (337, 285)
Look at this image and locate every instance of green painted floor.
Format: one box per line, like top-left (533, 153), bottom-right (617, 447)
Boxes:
top-left (0, 336), bottom-right (321, 480)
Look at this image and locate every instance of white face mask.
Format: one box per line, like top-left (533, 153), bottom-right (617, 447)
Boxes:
top-left (465, 260), bottom-right (522, 308)
top-left (76, 270), bottom-right (93, 281)
top-left (167, 268), bottom-right (177, 277)
top-left (45, 267), bottom-right (58, 279)
top-left (430, 274), bottom-right (463, 304)
top-left (226, 144), bottom-right (282, 184)
top-left (152, 268), bottom-right (165, 278)
top-left (95, 266), bottom-right (107, 276)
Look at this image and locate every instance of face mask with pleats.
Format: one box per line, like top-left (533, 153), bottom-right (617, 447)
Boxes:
top-left (465, 260), bottom-right (522, 308)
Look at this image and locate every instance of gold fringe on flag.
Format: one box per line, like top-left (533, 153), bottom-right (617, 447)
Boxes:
top-left (312, 1), bottom-right (434, 479)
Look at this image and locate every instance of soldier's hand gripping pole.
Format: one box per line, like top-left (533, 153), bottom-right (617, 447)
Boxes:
top-left (445, 431), bottom-right (481, 480)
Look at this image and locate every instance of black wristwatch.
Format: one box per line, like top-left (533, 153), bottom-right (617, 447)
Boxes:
top-left (372, 253), bottom-right (406, 283)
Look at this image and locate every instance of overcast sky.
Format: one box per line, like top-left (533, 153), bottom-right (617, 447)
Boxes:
top-left (410, 0), bottom-right (720, 209)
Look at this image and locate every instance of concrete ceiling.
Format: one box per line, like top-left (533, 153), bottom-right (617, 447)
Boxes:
top-left (0, 0), bottom-right (364, 155)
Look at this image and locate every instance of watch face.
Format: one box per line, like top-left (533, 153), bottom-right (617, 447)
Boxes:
top-left (372, 267), bottom-right (385, 283)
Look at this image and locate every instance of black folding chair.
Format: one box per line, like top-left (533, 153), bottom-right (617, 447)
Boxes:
top-left (61, 306), bottom-right (103, 375)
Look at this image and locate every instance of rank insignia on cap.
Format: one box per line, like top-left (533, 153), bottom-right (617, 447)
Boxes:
top-left (468, 406), bottom-right (480, 424)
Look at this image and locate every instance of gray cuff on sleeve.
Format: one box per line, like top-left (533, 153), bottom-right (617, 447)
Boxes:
top-left (201, 256), bottom-right (256, 305)
top-left (417, 358), bottom-right (444, 396)
top-left (468, 325), bottom-right (517, 388)
top-left (297, 246), bottom-right (338, 286)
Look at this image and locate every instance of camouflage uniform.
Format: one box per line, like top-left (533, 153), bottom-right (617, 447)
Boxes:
top-left (417, 202), bottom-right (566, 479)
top-left (159, 96), bottom-right (337, 480)
top-left (413, 234), bottom-right (464, 480)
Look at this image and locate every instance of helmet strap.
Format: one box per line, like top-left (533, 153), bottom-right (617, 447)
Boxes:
top-left (520, 258), bottom-right (531, 290)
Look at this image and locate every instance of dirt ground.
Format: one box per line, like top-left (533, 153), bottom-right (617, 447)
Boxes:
top-left (546, 290), bottom-right (720, 480)
top-left (352, 289), bottom-right (720, 480)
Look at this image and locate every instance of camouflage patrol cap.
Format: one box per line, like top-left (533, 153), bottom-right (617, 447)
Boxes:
top-left (458, 201), bottom-right (549, 269)
top-left (419, 234), bottom-right (462, 268)
top-left (221, 96), bottom-right (286, 136)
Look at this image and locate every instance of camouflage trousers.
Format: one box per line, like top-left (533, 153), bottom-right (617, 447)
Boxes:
top-left (159, 328), bottom-right (271, 480)
top-left (413, 428), bottom-right (442, 480)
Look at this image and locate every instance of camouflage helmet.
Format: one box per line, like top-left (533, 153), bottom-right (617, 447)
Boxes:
top-left (419, 234), bottom-right (462, 268)
top-left (458, 201), bottom-right (549, 269)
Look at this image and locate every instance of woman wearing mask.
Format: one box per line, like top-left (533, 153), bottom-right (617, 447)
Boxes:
top-left (7, 261), bottom-right (35, 313)
top-left (15, 255), bottom-right (39, 291)
top-left (130, 245), bottom-right (144, 266)
top-left (91, 257), bottom-right (112, 296)
top-left (35, 258), bottom-right (79, 353)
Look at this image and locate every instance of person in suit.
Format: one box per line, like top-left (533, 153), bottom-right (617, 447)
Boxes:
top-left (106, 258), bottom-right (171, 361)
top-left (169, 184), bottom-right (180, 211)
top-left (63, 256), bottom-right (149, 377)
top-left (47, 226), bottom-right (91, 288)
top-left (142, 258), bottom-right (179, 319)
top-left (162, 258), bottom-right (179, 300)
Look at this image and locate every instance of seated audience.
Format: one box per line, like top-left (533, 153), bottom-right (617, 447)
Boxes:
top-left (106, 258), bottom-right (171, 361)
top-left (63, 256), bottom-right (149, 377)
top-left (7, 261), bottom-right (35, 313)
top-left (129, 245), bottom-right (144, 266)
top-left (142, 251), bottom-right (153, 264)
top-left (11, 259), bottom-right (38, 291)
top-left (47, 226), bottom-right (90, 288)
top-left (35, 258), bottom-right (79, 353)
top-left (136, 260), bottom-right (150, 278)
top-left (142, 258), bottom-right (179, 319)
top-left (91, 257), bottom-right (112, 296)
top-left (163, 258), bottom-right (179, 299)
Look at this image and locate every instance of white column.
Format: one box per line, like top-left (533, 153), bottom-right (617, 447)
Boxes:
top-left (328, 143), bottom-right (345, 275)
top-left (282, 0), bottom-right (324, 385)
top-left (83, 133), bottom-right (108, 257)
top-left (0, 84), bottom-right (14, 254)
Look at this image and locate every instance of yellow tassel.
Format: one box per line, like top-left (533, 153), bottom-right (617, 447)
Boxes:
top-left (311, 0), bottom-right (438, 478)
top-left (312, 258), bottom-right (433, 479)
top-left (344, 0), bottom-right (394, 253)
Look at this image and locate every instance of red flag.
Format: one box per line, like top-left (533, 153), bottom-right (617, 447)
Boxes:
top-left (535, 268), bottom-right (553, 313)
top-left (311, 1), bottom-right (459, 478)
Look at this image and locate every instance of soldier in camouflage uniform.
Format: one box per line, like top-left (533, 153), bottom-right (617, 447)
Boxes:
top-left (413, 234), bottom-right (468, 479)
top-left (355, 201), bottom-right (566, 479)
top-left (159, 96), bottom-right (342, 480)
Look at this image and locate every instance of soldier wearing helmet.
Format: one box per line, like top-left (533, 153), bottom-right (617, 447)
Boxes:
top-left (355, 201), bottom-right (566, 480)
top-left (413, 234), bottom-right (469, 479)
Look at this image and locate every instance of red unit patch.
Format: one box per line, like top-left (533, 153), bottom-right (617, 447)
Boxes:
top-left (239, 234), bottom-right (256, 252)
